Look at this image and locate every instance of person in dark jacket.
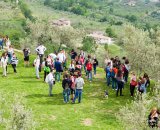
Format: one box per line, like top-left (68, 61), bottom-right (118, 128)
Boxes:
top-left (54, 58), bottom-right (62, 82)
top-left (62, 74), bottom-right (71, 103)
top-left (93, 57), bottom-right (98, 76)
top-left (23, 48), bottom-right (30, 67)
top-left (70, 49), bottom-right (77, 60)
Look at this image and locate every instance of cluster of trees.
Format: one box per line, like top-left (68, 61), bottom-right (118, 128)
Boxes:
top-left (116, 24), bottom-right (160, 129)
top-left (44, 0), bottom-right (96, 15)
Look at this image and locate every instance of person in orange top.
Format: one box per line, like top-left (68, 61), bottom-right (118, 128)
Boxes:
top-left (111, 64), bottom-right (118, 90)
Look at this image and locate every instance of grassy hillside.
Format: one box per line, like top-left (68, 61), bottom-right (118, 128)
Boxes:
top-left (0, 51), bottom-right (134, 130)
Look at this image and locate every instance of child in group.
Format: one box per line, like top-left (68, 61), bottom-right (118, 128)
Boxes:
top-left (11, 53), bottom-right (18, 73)
top-left (70, 73), bottom-right (76, 101)
top-left (130, 72), bottom-right (137, 97)
top-left (62, 74), bottom-right (71, 103)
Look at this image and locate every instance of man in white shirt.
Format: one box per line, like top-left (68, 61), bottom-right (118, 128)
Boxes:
top-left (57, 49), bottom-right (66, 63)
top-left (34, 56), bottom-right (40, 79)
top-left (45, 69), bottom-right (55, 96)
top-left (35, 44), bottom-right (46, 72)
top-left (72, 73), bottom-right (85, 103)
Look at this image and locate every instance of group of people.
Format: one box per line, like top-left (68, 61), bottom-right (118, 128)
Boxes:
top-left (105, 56), bottom-right (150, 97)
top-left (0, 36), bottom-right (159, 127)
top-left (0, 36), bottom-right (18, 76)
top-left (33, 45), bottom-right (99, 103)
top-left (0, 35), bottom-right (11, 50)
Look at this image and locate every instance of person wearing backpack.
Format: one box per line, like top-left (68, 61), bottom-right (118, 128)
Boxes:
top-left (70, 73), bottom-right (76, 101)
top-left (93, 57), bottom-right (98, 76)
top-left (11, 53), bottom-right (18, 73)
top-left (130, 72), bottom-right (137, 97)
top-left (105, 62), bottom-right (111, 86)
top-left (34, 56), bottom-right (40, 79)
top-left (123, 59), bottom-right (130, 82)
top-left (72, 73), bottom-right (85, 103)
top-left (62, 74), bottom-right (71, 103)
top-left (45, 69), bottom-right (55, 96)
top-left (86, 60), bottom-right (93, 82)
top-left (44, 65), bottom-right (50, 82)
top-left (111, 64), bottom-right (118, 90)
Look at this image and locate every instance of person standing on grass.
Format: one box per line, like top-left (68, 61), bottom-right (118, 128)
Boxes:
top-left (23, 48), bottom-right (30, 67)
top-left (105, 62), bottom-right (111, 86)
top-left (0, 36), bottom-right (4, 51)
top-left (5, 35), bottom-right (11, 49)
top-left (7, 45), bottom-right (14, 64)
top-left (130, 72), bottom-right (137, 97)
top-left (11, 53), bottom-right (18, 73)
top-left (111, 64), bottom-right (118, 90)
top-left (123, 59), bottom-right (130, 82)
top-left (62, 74), bottom-right (71, 103)
top-left (44, 58), bottom-right (50, 82)
top-left (45, 69), bottom-right (55, 96)
top-left (93, 56), bottom-right (98, 76)
top-left (72, 73), bottom-right (85, 103)
top-left (70, 49), bottom-right (77, 60)
top-left (34, 56), bottom-right (40, 79)
top-left (35, 44), bottom-right (46, 72)
top-left (70, 73), bottom-right (76, 101)
top-left (86, 60), bottom-right (93, 82)
top-left (54, 58), bottom-right (62, 82)
top-left (68, 60), bottom-right (75, 73)
top-left (116, 69), bottom-right (124, 96)
top-left (1, 52), bottom-right (8, 77)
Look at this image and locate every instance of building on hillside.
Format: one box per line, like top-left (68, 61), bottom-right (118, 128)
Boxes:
top-left (87, 32), bottom-right (113, 45)
top-left (124, 0), bottom-right (136, 6)
top-left (52, 18), bottom-right (71, 27)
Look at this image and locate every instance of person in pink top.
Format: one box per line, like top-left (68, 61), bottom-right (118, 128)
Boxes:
top-left (70, 73), bottom-right (76, 101)
top-left (130, 72), bottom-right (137, 97)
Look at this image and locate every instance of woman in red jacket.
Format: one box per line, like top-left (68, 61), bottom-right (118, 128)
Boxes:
top-left (86, 60), bottom-right (93, 82)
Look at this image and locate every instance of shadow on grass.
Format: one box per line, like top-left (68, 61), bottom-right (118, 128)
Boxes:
top-left (25, 93), bottom-right (65, 105)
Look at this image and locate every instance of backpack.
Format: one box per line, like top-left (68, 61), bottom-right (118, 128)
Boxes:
top-left (87, 63), bottom-right (92, 71)
top-left (111, 69), bottom-right (115, 78)
top-left (44, 66), bottom-right (50, 73)
top-left (65, 81), bottom-right (70, 89)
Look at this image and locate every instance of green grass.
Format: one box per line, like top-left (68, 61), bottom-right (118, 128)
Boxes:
top-left (0, 52), bottom-right (135, 130)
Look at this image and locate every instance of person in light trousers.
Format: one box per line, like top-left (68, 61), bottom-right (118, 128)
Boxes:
top-left (34, 56), bottom-right (40, 79)
top-left (1, 52), bottom-right (8, 77)
top-left (45, 69), bottom-right (55, 96)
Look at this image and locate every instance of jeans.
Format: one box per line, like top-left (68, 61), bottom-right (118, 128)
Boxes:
top-left (73, 89), bottom-right (82, 103)
top-left (63, 88), bottom-right (70, 103)
top-left (107, 75), bottom-right (111, 86)
top-left (8, 53), bottom-right (12, 64)
top-left (35, 66), bottom-right (39, 78)
top-left (124, 72), bottom-right (129, 82)
top-left (12, 64), bottom-right (17, 73)
top-left (116, 81), bottom-right (124, 96)
top-left (55, 72), bottom-right (60, 81)
top-left (112, 77), bottom-right (117, 89)
top-left (48, 81), bottom-right (53, 96)
top-left (93, 66), bottom-right (97, 75)
top-left (87, 70), bottom-right (92, 81)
